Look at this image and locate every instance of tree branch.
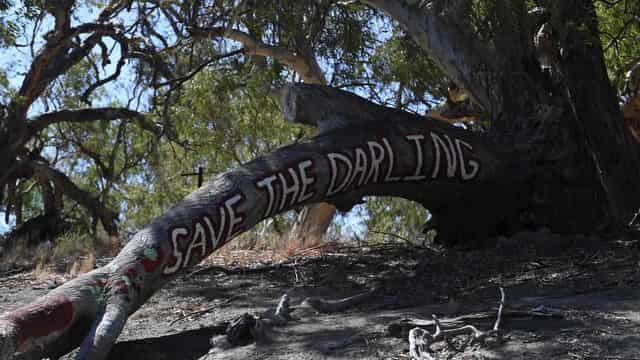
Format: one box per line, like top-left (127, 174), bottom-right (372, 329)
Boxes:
top-left (156, 48), bottom-right (244, 90)
top-left (15, 160), bottom-right (119, 236)
top-left (16, 23), bottom-right (119, 114)
top-left (283, 84), bottom-right (415, 133)
top-left (80, 43), bottom-right (129, 104)
top-left (0, 84), bottom-right (520, 360)
top-left (190, 26), bottom-right (325, 84)
top-left (362, 0), bottom-right (500, 112)
top-left (27, 107), bottom-right (144, 136)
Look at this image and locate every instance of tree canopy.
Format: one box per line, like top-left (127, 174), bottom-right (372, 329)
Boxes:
top-left (0, 0), bottom-right (460, 248)
top-left (1, 0), bottom-right (639, 250)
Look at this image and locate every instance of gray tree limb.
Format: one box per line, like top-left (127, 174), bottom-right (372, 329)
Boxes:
top-left (0, 84), bottom-right (506, 360)
top-left (362, 0), bottom-right (500, 113)
top-left (190, 27), bottom-right (326, 84)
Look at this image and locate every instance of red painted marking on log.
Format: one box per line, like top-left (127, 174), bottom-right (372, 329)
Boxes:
top-left (7, 293), bottom-right (73, 344)
top-left (125, 268), bottom-right (138, 278)
top-left (87, 279), bottom-right (106, 287)
top-left (113, 280), bottom-right (129, 295)
top-left (115, 288), bottom-right (129, 295)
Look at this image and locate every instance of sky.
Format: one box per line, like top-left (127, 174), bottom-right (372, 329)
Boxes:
top-left (0, 218), bottom-right (9, 234)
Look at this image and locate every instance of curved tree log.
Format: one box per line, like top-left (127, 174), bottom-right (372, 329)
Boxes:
top-left (0, 84), bottom-right (511, 360)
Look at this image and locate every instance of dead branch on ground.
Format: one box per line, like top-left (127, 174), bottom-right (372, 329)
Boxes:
top-left (409, 287), bottom-right (505, 360)
top-left (209, 288), bottom-right (377, 352)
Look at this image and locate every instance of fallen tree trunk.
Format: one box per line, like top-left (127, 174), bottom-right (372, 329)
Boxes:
top-left (0, 84), bottom-right (513, 359)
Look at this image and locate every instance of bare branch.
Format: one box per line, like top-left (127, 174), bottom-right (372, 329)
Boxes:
top-left (409, 287), bottom-right (505, 359)
top-left (98, 0), bottom-right (133, 22)
top-left (31, 107), bottom-right (175, 145)
top-left (190, 26), bottom-right (325, 84)
top-left (56, 127), bottom-right (112, 180)
top-left (157, 48), bottom-right (244, 90)
top-left (27, 107), bottom-right (143, 136)
top-left (81, 38), bottom-right (130, 104)
top-left (16, 24), bottom-right (119, 113)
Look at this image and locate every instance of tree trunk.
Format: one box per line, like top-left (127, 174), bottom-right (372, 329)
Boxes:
top-left (0, 84), bottom-right (512, 359)
top-left (287, 202), bottom-right (336, 248)
top-left (552, 0), bottom-right (640, 226)
top-left (363, 0), bottom-right (640, 245)
top-left (283, 52), bottom-right (338, 250)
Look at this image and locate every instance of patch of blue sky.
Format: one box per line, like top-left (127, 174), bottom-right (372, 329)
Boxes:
top-left (0, 212), bottom-right (14, 235)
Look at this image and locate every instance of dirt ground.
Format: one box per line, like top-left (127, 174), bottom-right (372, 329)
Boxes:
top-left (2, 229), bottom-right (640, 360)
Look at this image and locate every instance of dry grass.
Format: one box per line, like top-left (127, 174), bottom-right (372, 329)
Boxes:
top-left (32, 242), bottom-right (58, 280)
top-left (33, 261), bottom-right (56, 281)
top-left (283, 237), bottom-right (303, 258)
top-left (1, 229), bottom-right (101, 279)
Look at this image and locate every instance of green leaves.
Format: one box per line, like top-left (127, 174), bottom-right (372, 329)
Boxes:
top-left (595, 0), bottom-right (640, 92)
top-left (13, 0), bottom-right (635, 245)
top-left (363, 197), bottom-right (430, 245)
top-left (0, 0), bottom-right (17, 48)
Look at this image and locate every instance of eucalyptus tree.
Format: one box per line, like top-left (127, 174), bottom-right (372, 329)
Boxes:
top-left (0, 0), bottom-right (440, 249)
top-left (123, 0), bottom-right (447, 246)
top-left (2, 0), bottom-right (640, 359)
top-left (185, 0), bottom-right (393, 246)
top-left (0, 0), bottom-right (250, 247)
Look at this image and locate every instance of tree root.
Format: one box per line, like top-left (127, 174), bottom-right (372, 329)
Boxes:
top-left (409, 288), bottom-right (505, 360)
top-left (214, 288), bottom-right (377, 350)
top-left (299, 288), bottom-right (378, 313)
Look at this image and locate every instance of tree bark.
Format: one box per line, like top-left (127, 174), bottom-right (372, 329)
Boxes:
top-left (552, 0), bottom-right (640, 226)
top-left (364, 0), bottom-right (640, 238)
top-left (0, 84), bottom-right (509, 359)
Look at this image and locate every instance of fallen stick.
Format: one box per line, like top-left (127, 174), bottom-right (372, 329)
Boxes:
top-left (213, 287), bottom-right (378, 350)
top-left (389, 307), bottom-right (561, 338)
top-left (409, 287), bottom-right (505, 360)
